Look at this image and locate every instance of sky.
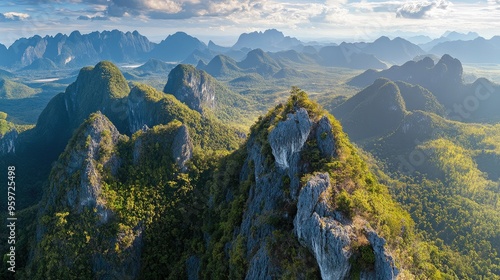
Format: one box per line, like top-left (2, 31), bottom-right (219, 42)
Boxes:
top-left (0, 0), bottom-right (499, 46)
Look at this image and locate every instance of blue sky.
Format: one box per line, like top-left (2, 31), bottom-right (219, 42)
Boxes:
top-left (0, 0), bottom-right (499, 46)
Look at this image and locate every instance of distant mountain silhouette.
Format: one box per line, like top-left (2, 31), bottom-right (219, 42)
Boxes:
top-left (207, 40), bottom-right (231, 53)
top-left (199, 49), bottom-right (284, 77)
top-left (0, 44), bottom-right (7, 64)
top-left (1, 30), bottom-right (154, 69)
top-left (340, 36), bottom-right (425, 65)
top-left (420, 31), bottom-right (479, 51)
top-left (348, 55), bottom-right (500, 122)
top-left (237, 49), bottom-right (281, 75)
top-left (151, 32), bottom-right (207, 62)
top-left (406, 35), bottom-right (432, 45)
top-left (20, 58), bottom-right (58, 71)
top-left (317, 45), bottom-right (387, 69)
top-left (232, 29), bottom-right (303, 51)
top-left (134, 59), bottom-right (176, 74)
top-left (430, 37), bottom-right (500, 63)
top-left (181, 49), bottom-right (215, 65)
top-left (269, 50), bottom-right (317, 66)
top-left (197, 54), bottom-right (242, 77)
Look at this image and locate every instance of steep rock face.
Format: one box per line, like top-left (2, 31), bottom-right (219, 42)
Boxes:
top-left (164, 64), bottom-right (216, 113)
top-left (132, 123), bottom-right (193, 172)
top-left (127, 85), bottom-right (163, 133)
top-left (0, 130), bottom-right (18, 154)
top-left (235, 107), bottom-right (320, 279)
top-left (30, 113), bottom-right (143, 279)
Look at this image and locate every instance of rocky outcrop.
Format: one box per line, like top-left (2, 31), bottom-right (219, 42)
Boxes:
top-left (294, 173), bottom-right (352, 279)
top-left (366, 229), bottom-right (399, 279)
top-left (295, 172), bottom-right (399, 280)
top-left (315, 116), bottom-right (336, 158)
top-left (268, 108), bottom-right (312, 169)
top-left (163, 64), bottom-right (216, 113)
top-left (217, 95), bottom-right (401, 279)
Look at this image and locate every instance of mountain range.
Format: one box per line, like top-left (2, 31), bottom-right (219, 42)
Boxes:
top-left (4, 28), bottom-right (497, 73)
top-left (1, 28), bottom-right (500, 279)
top-left (0, 59), bottom-right (448, 279)
top-left (418, 31), bottom-right (480, 51)
top-left (348, 54), bottom-right (500, 122)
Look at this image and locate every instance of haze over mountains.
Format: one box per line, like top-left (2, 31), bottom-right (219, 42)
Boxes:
top-left (0, 28), bottom-right (498, 74)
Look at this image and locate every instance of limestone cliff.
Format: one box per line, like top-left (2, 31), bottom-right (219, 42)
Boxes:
top-left (163, 64), bottom-right (216, 113)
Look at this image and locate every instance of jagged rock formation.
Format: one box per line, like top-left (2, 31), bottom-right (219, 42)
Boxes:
top-left (268, 108), bottom-right (312, 169)
top-left (1, 30), bottom-right (154, 68)
top-left (203, 90), bottom-right (410, 279)
top-left (29, 113), bottom-right (143, 279)
top-left (28, 112), bottom-right (196, 279)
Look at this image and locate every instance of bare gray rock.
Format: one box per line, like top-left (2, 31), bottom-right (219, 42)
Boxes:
top-left (268, 107), bottom-right (312, 169)
top-left (294, 173), bottom-right (353, 279)
top-left (172, 124), bottom-right (193, 172)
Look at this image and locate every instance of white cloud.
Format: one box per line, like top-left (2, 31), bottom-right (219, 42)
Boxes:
top-left (0, 12), bottom-right (30, 21)
top-left (396, 0), bottom-right (450, 19)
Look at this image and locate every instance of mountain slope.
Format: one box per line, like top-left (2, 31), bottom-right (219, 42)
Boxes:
top-left (0, 78), bottom-right (41, 99)
top-left (5, 87), bottom-right (450, 279)
top-left (197, 54), bottom-right (242, 77)
top-left (237, 48), bottom-right (281, 76)
top-left (201, 88), bottom-right (443, 279)
top-left (331, 77), bottom-right (500, 278)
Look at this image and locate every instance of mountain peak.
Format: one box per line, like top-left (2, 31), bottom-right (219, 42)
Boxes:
top-left (163, 64), bottom-right (217, 112)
